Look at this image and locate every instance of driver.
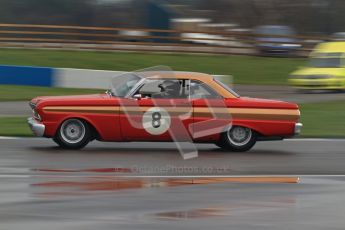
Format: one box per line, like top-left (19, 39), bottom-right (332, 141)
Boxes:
top-left (159, 80), bottom-right (181, 98)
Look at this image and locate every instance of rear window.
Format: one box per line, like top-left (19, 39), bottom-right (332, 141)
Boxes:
top-left (214, 78), bottom-right (240, 98)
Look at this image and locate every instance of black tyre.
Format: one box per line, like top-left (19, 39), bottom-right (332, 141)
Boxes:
top-left (54, 118), bottom-right (91, 149)
top-left (216, 126), bottom-right (257, 152)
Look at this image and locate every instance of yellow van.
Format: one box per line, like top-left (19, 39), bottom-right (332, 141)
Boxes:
top-left (289, 42), bottom-right (345, 90)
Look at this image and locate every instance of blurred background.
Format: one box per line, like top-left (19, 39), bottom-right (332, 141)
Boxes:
top-left (1, 3), bottom-right (345, 229)
top-left (0, 0), bottom-right (344, 138)
top-left (0, 0), bottom-right (345, 55)
top-left (1, 0), bottom-right (344, 34)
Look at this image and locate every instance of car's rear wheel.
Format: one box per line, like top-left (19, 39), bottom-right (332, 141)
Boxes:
top-left (54, 119), bottom-right (90, 149)
top-left (216, 126), bottom-right (257, 152)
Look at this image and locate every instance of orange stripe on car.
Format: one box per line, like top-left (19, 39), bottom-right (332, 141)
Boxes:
top-left (43, 106), bottom-right (119, 114)
top-left (43, 106), bottom-right (299, 121)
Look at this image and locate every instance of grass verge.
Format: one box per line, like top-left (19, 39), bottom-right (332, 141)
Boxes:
top-left (0, 48), bottom-right (305, 85)
top-left (0, 85), bottom-right (103, 101)
top-left (299, 100), bottom-right (345, 137)
top-left (0, 100), bottom-right (344, 137)
top-left (0, 117), bottom-right (32, 137)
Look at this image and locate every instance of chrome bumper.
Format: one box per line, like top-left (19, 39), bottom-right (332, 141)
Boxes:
top-left (294, 123), bottom-right (303, 135)
top-left (27, 117), bottom-right (45, 137)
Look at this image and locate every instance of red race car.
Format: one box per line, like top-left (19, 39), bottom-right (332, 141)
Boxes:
top-left (28, 71), bottom-right (302, 152)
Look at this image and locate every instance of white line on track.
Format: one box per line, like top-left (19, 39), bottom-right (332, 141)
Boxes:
top-left (0, 136), bottom-right (23, 140)
top-left (284, 138), bottom-right (345, 142)
top-left (0, 175), bottom-right (30, 178)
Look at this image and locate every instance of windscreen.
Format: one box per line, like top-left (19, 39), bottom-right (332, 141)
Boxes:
top-left (310, 52), bottom-right (343, 68)
top-left (256, 26), bottom-right (294, 36)
top-left (110, 73), bottom-right (141, 97)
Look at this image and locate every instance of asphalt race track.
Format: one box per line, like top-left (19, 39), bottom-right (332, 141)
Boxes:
top-left (1, 137), bottom-right (345, 229)
top-left (1, 137), bottom-right (345, 175)
top-left (1, 175), bottom-right (345, 230)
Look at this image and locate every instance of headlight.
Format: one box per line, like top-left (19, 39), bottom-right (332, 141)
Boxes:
top-left (29, 102), bottom-right (37, 110)
top-left (33, 109), bottom-right (42, 121)
top-left (29, 101), bottom-right (41, 121)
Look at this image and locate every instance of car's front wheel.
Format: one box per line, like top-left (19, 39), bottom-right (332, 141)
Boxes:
top-left (216, 126), bottom-right (257, 152)
top-left (54, 118), bottom-right (91, 149)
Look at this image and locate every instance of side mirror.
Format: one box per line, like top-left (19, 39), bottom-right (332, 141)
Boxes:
top-left (133, 94), bottom-right (142, 100)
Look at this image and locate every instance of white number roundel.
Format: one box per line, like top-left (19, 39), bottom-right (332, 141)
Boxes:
top-left (142, 107), bottom-right (171, 135)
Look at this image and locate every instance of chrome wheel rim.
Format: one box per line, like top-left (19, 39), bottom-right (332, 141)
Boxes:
top-left (227, 126), bottom-right (252, 146)
top-left (60, 119), bottom-right (85, 144)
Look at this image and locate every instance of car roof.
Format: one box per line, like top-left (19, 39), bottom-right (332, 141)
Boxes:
top-left (137, 71), bottom-right (236, 98)
top-left (314, 42), bottom-right (345, 53)
top-left (140, 71), bottom-right (214, 81)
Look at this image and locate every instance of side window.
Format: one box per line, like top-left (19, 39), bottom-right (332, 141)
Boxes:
top-left (189, 80), bottom-right (221, 99)
top-left (137, 80), bottom-right (162, 97)
top-left (135, 79), bottom-right (189, 99)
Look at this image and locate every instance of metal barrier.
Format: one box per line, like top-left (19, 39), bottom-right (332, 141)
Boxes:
top-left (0, 23), bottom-right (331, 56)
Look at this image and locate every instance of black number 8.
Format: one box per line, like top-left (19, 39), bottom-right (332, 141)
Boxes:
top-left (152, 112), bottom-right (161, 128)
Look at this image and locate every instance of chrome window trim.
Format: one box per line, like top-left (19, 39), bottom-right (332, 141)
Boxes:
top-left (125, 78), bottom-right (148, 99)
top-left (126, 78), bottom-right (190, 99)
top-left (213, 78), bottom-right (240, 98)
top-left (126, 77), bottom-right (224, 100)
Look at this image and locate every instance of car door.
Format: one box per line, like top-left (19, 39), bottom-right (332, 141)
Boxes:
top-left (190, 80), bottom-right (231, 142)
top-left (119, 78), bottom-right (193, 141)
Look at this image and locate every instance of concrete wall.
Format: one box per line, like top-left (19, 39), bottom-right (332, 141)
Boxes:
top-left (55, 68), bottom-right (123, 89)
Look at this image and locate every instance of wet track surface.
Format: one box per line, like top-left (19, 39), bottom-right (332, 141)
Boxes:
top-left (1, 174), bottom-right (345, 229)
top-left (1, 138), bottom-right (345, 229)
top-left (1, 138), bottom-right (345, 175)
